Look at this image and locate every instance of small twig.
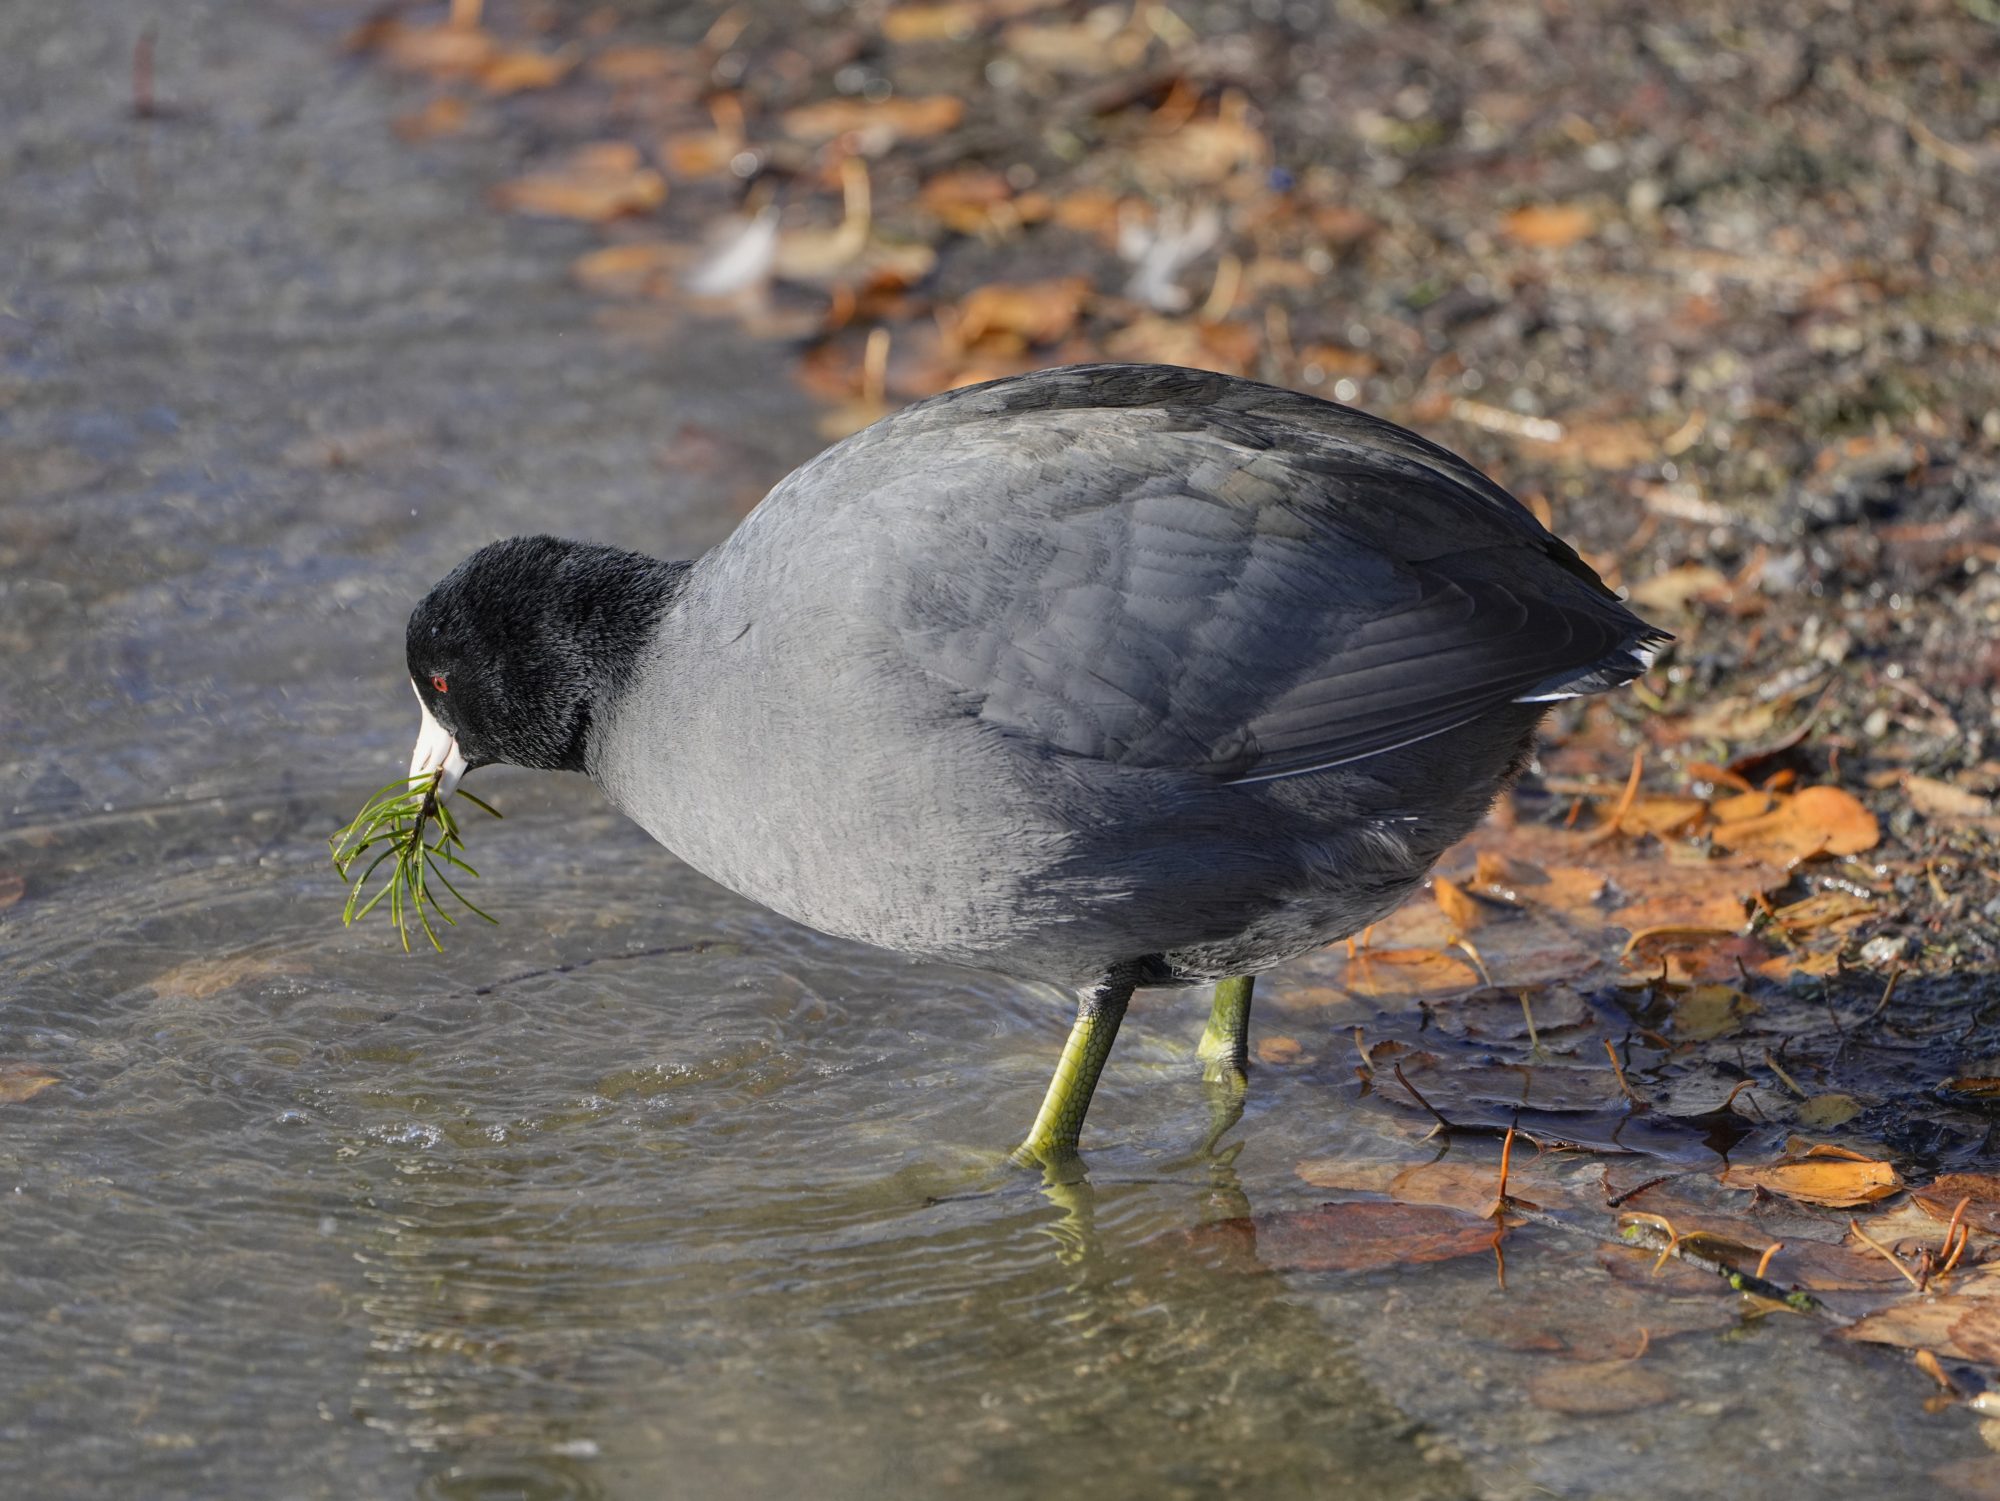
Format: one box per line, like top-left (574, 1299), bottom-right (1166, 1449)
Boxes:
top-left (1722, 1077), bottom-right (1767, 1122)
top-left (1582, 746), bottom-right (1645, 847)
top-left (132, 24), bottom-right (156, 119)
top-left (1914, 1348), bottom-right (1962, 1399)
top-left (1762, 1049), bottom-right (1809, 1100)
top-left (1849, 1216), bottom-right (1926, 1293)
top-left (1392, 1061), bottom-right (1455, 1136)
top-left (1603, 1038), bottom-right (1640, 1106)
top-left (1508, 1201), bottom-right (1826, 1315)
top-left (1755, 1241), bottom-right (1783, 1280)
top-left (1939, 1196), bottom-right (1973, 1278)
top-left (1829, 58), bottom-right (1981, 176)
top-left (1450, 937), bottom-right (1493, 987)
top-left (1606, 1174), bottom-right (1673, 1210)
top-left (1868, 965), bottom-right (1904, 1023)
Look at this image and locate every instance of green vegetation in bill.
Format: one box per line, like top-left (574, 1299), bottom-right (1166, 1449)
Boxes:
top-left (329, 771), bottom-right (502, 951)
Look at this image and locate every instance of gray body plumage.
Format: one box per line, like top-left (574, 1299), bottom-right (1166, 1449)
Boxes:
top-left (588, 365), bottom-right (1661, 990)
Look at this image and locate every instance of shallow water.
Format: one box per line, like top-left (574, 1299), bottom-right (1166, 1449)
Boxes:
top-left (2, 3), bottom-right (1991, 1498)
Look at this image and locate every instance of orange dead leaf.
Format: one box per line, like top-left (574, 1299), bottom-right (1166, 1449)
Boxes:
top-left (0, 1063), bottom-right (58, 1104)
top-left (1707, 785), bottom-right (1879, 863)
top-left (1501, 203), bottom-right (1596, 248)
top-left (1432, 875), bottom-right (1481, 932)
top-left (1720, 1153), bottom-right (1902, 1208)
top-left (393, 96), bottom-right (472, 142)
top-left (1709, 789), bottom-right (1778, 823)
top-left (493, 142), bottom-right (666, 222)
top-left (1618, 795), bottom-right (1708, 837)
top-left (1339, 947), bottom-right (1482, 999)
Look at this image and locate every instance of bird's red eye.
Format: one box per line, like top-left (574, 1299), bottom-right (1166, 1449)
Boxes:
top-left (431, 675), bottom-right (449, 694)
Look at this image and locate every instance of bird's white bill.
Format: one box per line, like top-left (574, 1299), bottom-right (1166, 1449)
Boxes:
top-left (410, 682), bottom-right (468, 799)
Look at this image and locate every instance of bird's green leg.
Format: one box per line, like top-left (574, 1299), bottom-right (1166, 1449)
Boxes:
top-left (1196, 974), bottom-right (1255, 1081)
top-left (1012, 973), bottom-right (1134, 1168)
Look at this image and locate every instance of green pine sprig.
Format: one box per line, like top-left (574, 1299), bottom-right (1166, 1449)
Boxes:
top-left (329, 771), bottom-right (502, 952)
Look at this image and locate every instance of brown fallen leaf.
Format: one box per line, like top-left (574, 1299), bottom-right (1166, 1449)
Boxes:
top-left (492, 142), bottom-right (666, 222)
top-left (780, 95), bottom-right (965, 146)
top-left (1627, 563), bottom-right (1731, 616)
top-left (1933, 1456), bottom-right (2000, 1501)
top-left (1527, 1358), bottom-right (1671, 1414)
top-left (571, 242), bottom-right (680, 298)
top-left (1501, 203), bottom-right (1596, 249)
top-left (1387, 1158), bottom-right (1568, 1215)
top-left (1551, 420), bottom-right (1657, 471)
top-left (1216, 1200), bottom-right (1501, 1273)
top-left (1720, 1151), bottom-right (1903, 1208)
top-left (373, 21), bottom-right (497, 78)
top-left (1338, 946), bottom-right (1483, 999)
top-left (1295, 1159), bottom-right (1405, 1195)
top-left (1906, 774), bottom-right (1995, 821)
top-left (588, 44), bottom-right (686, 82)
top-left (919, 166), bottom-right (1049, 236)
top-left (1256, 1036), bottom-right (1306, 1065)
top-left (1842, 1298), bottom-right (2000, 1368)
top-left (478, 45), bottom-right (575, 94)
top-left (882, 2), bottom-right (984, 43)
top-left (0, 1063), bottom-right (58, 1103)
top-left (1940, 1077), bottom-right (2000, 1101)
top-left (953, 277), bottom-right (1091, 347)
top-left (1669, 983), bottom-right (1758, 1041)
top-left (1002, 13), bottom-right (1147, 74)
top-left (1795, 1094), bottom-right (1863, 1130)
top-left (1916, 1175), bottom-right (2000, 1237)
top-left (1771, 891), bottom-right (1876, 933)
top-left (150, 953), bottom-right (296, 1001)
top-left (393, 95), bottom-right (474, 142)
top-left (1130, 102), bottom-right (1269, 185)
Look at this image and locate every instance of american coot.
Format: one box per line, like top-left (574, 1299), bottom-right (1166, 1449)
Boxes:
top-left (404, 364), bottom-right (1665, 1164)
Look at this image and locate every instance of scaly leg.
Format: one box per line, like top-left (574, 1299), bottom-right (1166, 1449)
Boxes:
top-left (1196, 974), bottom-right (1255, 1081)
top-left (1012, 971), bottom-right (1135, 1167)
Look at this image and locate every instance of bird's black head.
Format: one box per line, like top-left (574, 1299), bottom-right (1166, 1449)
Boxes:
top-left (404, 536), bottom-right (686, 783)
